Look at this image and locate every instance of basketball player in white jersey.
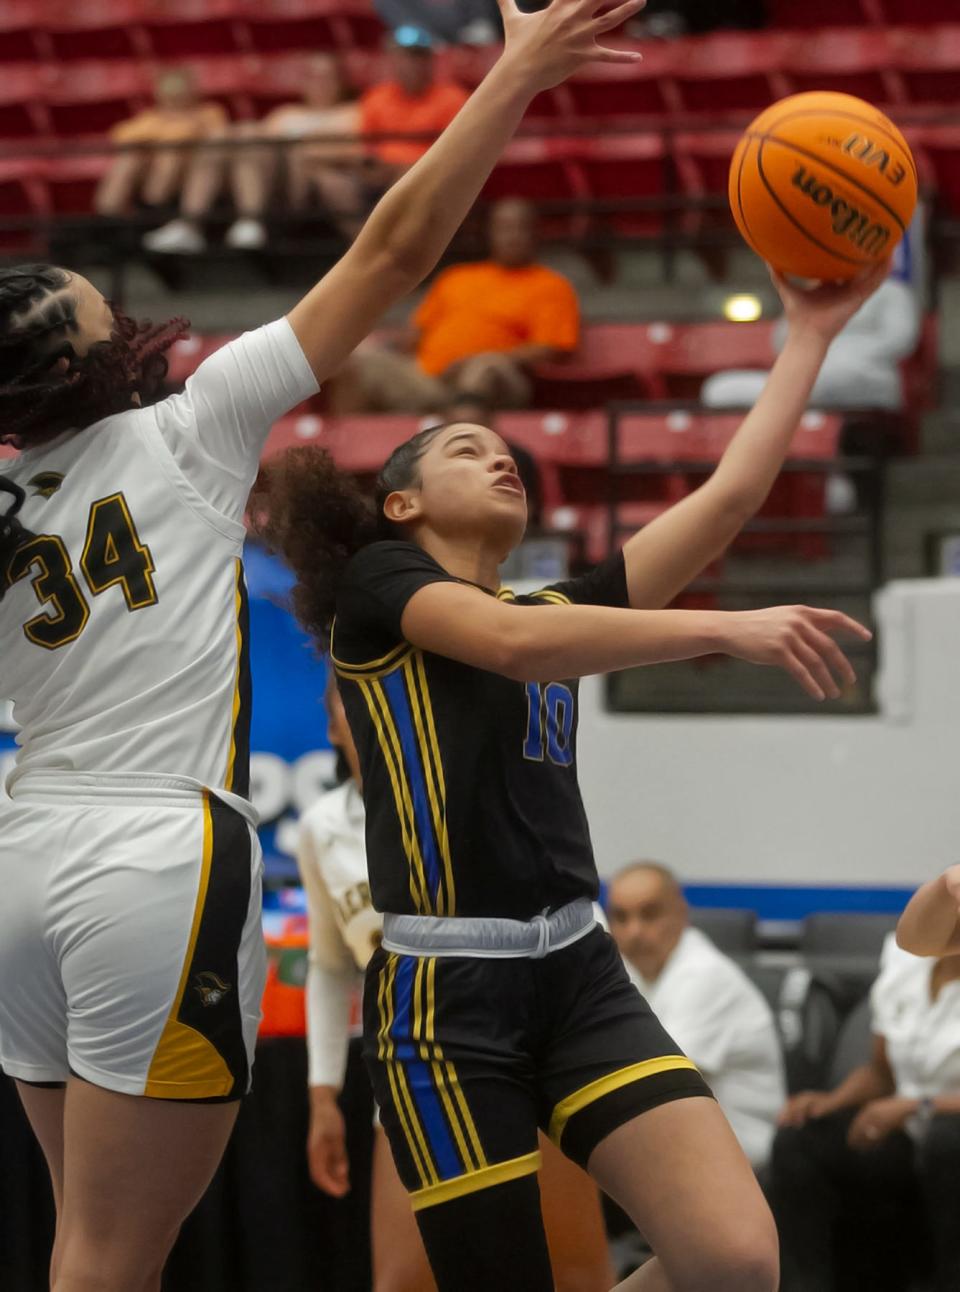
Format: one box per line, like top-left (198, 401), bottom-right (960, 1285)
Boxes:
top-left (299, 677), bottom-right (616, 1291)
top-left (0, 5), bottom-right (645, 1289)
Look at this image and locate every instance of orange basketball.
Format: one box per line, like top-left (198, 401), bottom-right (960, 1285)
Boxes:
top-left (729, 91), bottom-right (917, 281)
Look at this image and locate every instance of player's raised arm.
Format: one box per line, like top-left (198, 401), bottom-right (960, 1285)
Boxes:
top-left (617, 261), bottom-right (890, 611)
top-left (896, 867), bottom-right (960, 957)
top-left (399, 582), bottom-right (870, 700)
top-left (286, 0), bottom-right (642, 383)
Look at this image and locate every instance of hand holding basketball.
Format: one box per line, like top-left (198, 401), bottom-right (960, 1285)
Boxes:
top-left (770, 259), bottom-right (892, 345)
top-left (497, 0), bottom-right (645, 93)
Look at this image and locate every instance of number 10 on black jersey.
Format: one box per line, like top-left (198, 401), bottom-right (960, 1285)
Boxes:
top-left (523, 681), bottom-right (574, 767)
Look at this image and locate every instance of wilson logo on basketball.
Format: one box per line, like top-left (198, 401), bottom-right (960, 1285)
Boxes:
top-left (841, 134), bottom-right (909, 189)
top-left (790, 165), bottom-right (891, 257)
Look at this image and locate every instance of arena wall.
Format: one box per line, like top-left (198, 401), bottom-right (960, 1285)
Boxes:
top-left (579, 579), bottom-right (960, 911)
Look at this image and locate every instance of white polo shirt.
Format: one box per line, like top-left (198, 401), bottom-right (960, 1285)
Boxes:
top-left (871, 933), bottom-right (960, 1099)
top-left (629, 926), bottom-right (786, 1169)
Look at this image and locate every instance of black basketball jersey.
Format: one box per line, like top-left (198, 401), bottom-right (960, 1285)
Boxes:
top-left (331, 541), bottom-right (629, 921)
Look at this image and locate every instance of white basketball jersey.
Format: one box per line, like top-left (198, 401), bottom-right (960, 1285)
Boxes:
top-left (299, 780), bottom-right (381, 972)
top-left (0, 319), bottom-right (318, 811)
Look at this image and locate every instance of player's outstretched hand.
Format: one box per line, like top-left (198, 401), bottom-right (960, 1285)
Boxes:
top-left (718, 606), bottom-right (872, 701)
top-left (770, 258), bottom-right (892, 346)
top-left (497, 0), bottom-right (645, 92)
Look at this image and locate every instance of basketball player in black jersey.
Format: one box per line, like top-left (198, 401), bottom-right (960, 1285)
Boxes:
top-left (263, 263), bottom-right (884, 1292)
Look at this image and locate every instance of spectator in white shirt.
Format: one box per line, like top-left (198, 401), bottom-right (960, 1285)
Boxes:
top-left (768, 933), bottom-right (960, 1292)
top-left (606, 862), bottom-right (785, 1170)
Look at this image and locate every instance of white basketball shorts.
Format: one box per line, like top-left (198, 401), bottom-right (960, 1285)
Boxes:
top-left (0, 776), bottom-right (266, 1100)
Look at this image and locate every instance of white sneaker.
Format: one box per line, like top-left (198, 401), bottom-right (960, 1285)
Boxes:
top-left (143, 219), bottom-right (206, 254)
top-left (225, 217), bottom-right (267, 250)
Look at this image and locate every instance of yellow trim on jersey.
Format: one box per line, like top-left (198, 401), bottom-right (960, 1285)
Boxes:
top-left (330, 622), bottom-right (414, 680)
top-left (531, 589), bottom-right (572, 606)
top-left (412, 960), bottom-right (477, 1174)
top-left (405, 653), bottom-right (456, 915)
top-left (426, 957), bottom-right (488, 1170)
top-left (409, 1151), bottom-right (541, 1212)
top-left (382, 954), bottom-right (438, 1188)
top-left (224, 560), bottom-right (244, 792)
top-left (548, 1056), bottom-right (700, 1145)
top-left (356, 678), bottom-right (430, 913)
top-left (370, 678), bottom-right (435, 912)
top-left (496, 587), bottom-right (516, 602)
top-left (144, 795), bottom-right (234, 1099)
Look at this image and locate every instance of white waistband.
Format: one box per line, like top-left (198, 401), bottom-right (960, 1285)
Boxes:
top-left (7, 771), bottom-right (252, 816)
top-left (381, 897), bottom-right (596, 960)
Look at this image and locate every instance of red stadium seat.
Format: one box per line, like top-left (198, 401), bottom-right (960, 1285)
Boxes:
top-left (43, 154), bottom-right (112, 214)
top-left (0, 0), bottom-right (51, 60)
top-left (532, 325), bottom-right (659, 409)
top-left (574, 134), bottom-right (666, 237)
top-left (0, 157), bottom-right (50, 252)
top-left (560, 44), bottom-right (680, 121)
top-left (782, 27), bottom-right (906, 105)
top-left (240, 0), bottom-right (384, 53)
top-left (911, 124), bottom-right (960, 218)
top-left (42, 0), bottom-right (150, 61)
top-left (483, 137), bottom-right (586, 201)
top-left (671, 32), bottom-right (792, 116)
top-left (768, 0), bottom-right (883, 26)
top-left (642, 321), bottom-right (777, 400)
top-left (135, 0), bottom-right (251, 59)
top-left (41, 61), bottom-right (153, 137)
top-left (0, 63), bottom-right (54, 138)
top-left (880, 0), bottom-right (960, 21)
top-left (891, 26), bottom-right (960, 106)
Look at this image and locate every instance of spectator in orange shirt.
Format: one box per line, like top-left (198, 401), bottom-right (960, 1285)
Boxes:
top-left (360, 26), bottom-right (469, 184)
top-left (331, 198), bottom-right (580, 412)
top-left (95, 68), bottom-right (227, 221)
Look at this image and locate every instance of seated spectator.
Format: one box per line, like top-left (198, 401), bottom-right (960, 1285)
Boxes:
top-left (702, 275), bottom-right (919, 414)
top-left (144, 54), bottom-right (363, 254)
top-left (331, 198), bottom-right (580, 413)
top-left (607, 862), bottom-right (785, 1171)
top-left (360, 27), bottom-right (469, 187)
top-left (768, 933), bottom-right (960, 1292)
top-left (95, 68), bottom-right (227, 224)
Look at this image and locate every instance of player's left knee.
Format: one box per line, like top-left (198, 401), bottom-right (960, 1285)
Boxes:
top-left (707, 1232), bottom-right (779, 1292)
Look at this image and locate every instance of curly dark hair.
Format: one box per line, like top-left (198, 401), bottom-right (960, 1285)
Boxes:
top-left (255, 425), bottom-right (445, 647)
top-left (0, 264), bottom-right (188, 450)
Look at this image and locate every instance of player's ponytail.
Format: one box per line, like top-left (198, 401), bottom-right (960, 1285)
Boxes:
top-left (0, 476), bottom-right (32, 602)
top-left (256, 425), bottom-right (445, 647)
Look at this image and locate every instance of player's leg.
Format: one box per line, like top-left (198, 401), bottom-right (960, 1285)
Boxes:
top-left (540, 928), bottom-right (776, 1292)
top-left (371, 1125), bottom-right (437, 1292)
top-left (53, 1079), bottom-right (238, 1292)
top-left (587, 1099), bottom-right (778, 1292)
top-left (363, 950), bottom-right (553, 1292)
top-left (94, 151), bottom-right (148, 216)
top-left (539, 1133), bottom-right (617, 1292)
top-left (16, 1081), bottom-right (66, 1283)
top-left (51, 793), bottom-right (265, 1290)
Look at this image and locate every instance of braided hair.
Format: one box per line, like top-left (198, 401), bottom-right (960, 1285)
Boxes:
top-left (0, 476), bottom-right (32, 602)
top-left (0, 264), bottom-right (188, 451)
